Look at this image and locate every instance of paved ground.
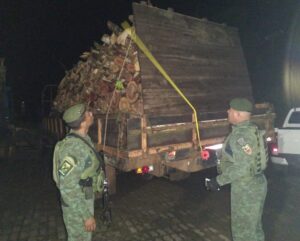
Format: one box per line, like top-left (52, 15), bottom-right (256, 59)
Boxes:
top-left (0, 144), bottom-right (299, 241)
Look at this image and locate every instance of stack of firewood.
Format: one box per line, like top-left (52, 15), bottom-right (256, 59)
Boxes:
top-left (53, 21), bottom-right (143, 115)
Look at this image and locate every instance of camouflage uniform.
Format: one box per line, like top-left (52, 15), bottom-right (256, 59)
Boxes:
top-left (53, 130), bottom-right (100, 241)
top-left (217, 120), bottom-right (267, 241)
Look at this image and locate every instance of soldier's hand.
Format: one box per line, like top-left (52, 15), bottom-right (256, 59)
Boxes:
top-left (84, 217), bottom-right (96, 232)
top-left (205, 177), bottom-right (221, 191)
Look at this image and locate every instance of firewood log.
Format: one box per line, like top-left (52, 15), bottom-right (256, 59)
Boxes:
top-left (53, 23), bottom-right (143, 116)
top-left (126, 81), bottom-right (140, 104)
top-left (119, 97), bottom-right (131, 112)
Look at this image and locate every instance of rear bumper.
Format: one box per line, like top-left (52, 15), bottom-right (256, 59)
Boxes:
top-left (271, 154), bottom-right (300, 167)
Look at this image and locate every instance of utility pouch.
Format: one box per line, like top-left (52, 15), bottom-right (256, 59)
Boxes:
top-left (83, 186), bottom-right (93, 200)
top-left (79, 177), bottom-right (93, 199)
top-left (79, 177), bottom-right (93, 187)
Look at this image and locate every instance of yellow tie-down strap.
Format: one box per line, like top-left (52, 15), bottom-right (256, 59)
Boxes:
top-left (121, 21), bottom-right (202, 151)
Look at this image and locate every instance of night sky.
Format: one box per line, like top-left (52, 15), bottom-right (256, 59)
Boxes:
top-left (0, 0), bottom-right (299, 121)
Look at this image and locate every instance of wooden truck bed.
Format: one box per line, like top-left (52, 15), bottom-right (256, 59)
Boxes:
top-left (43, 103), bottom-right (274, 194)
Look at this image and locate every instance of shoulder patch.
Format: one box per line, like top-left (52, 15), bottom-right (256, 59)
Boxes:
top-left (236, 137), bottom-right (253, 155)
top-left (59, 156), bottom-right (76, 176)
top-left (242, 144), bottom-right (252, 155)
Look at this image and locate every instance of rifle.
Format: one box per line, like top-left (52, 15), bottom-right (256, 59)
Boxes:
top-left (102, 177), bottom-right (112, 225)
top-left (96, 150), bottom-right (112, 226)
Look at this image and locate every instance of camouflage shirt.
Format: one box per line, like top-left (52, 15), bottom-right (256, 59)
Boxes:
top-left (53, 130), bottom-right (100, 220)
top-left (216, 120), bottom-right (261, 186)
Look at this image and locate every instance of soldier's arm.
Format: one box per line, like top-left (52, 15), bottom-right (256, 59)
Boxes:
top-left (217, 132), bottom-right (256, 186)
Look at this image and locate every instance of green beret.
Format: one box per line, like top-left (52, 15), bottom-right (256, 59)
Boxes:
top-left (63, 103), bottom-right (86, 123)
top-left (229, 98), bottom-right (253, 113)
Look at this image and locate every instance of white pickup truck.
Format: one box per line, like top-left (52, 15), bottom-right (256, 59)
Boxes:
top-left (271, 107), bottom-right (300, 166)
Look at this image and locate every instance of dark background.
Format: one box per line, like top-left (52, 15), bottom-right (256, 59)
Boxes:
top-left (1, 0), bottom-right (299, 124)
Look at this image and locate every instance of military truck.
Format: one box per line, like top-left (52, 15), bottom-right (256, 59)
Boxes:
top-left (43, 3), bottom-right (275, 193)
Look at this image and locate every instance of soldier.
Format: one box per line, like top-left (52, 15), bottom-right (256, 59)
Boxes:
top-left (205, 98), bottom-right (268, 241)
top-left (53, 103), bottom-right (104, 241)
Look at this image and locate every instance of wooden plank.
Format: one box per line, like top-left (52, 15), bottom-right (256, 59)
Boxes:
top-left (147, 114), bottom-right (192, 125)
top-left (142, 88), bottom-right (252, 102)
top-left (140, 66), bottom-right (250, 86)
top-left (133, 4), bottom-right (239, 47)
top-left (136, 22), bottom-right (235, 44)
top-left (141, 77), bottom-right (251, 91)
top-left (137, 44), bottom-right (243, 60)
top-left (139, 56), bottom-right (249, 76)
top-left (97, 142), bottom-right (194, 159)
top-left (142, 78), bottom-right (251, 91)
top-left (142, 94), bottom-right (251, 106)
top-left (127, 138), bottom-right (226, 159)
top-left (141, 116), bottom-right (147, 153)
top-left (139, 51), bottom-right (247, 66)
top-left (142, 90), bottom-right (252, 115)
top-left (129, 142), bottom-right (194, 158)
top-left (133, 3), bottom-right (253, 116)
top-left (147, 129), bottom-right (192, 147)
top-left (99, 118), bottom-right (126, 149)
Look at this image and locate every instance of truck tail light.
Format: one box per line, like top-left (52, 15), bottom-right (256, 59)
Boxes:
top-left (136, 165), bottom-right (154, 174)
top-left (201, 144), bottom-right (223, 160)
top-left (200, 150), bottom-right (210, 160)
top-left (268, 132), bottom-right (278, 155)
top-left (142, 166), bottom-right (149, 173)
top-left (270, 143), bottom-right (278, 155)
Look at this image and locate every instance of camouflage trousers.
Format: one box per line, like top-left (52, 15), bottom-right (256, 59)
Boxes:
top-left (62, 199), bottom-right (94, 241)
top-left (231, 174), bottom-right (267, 241)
